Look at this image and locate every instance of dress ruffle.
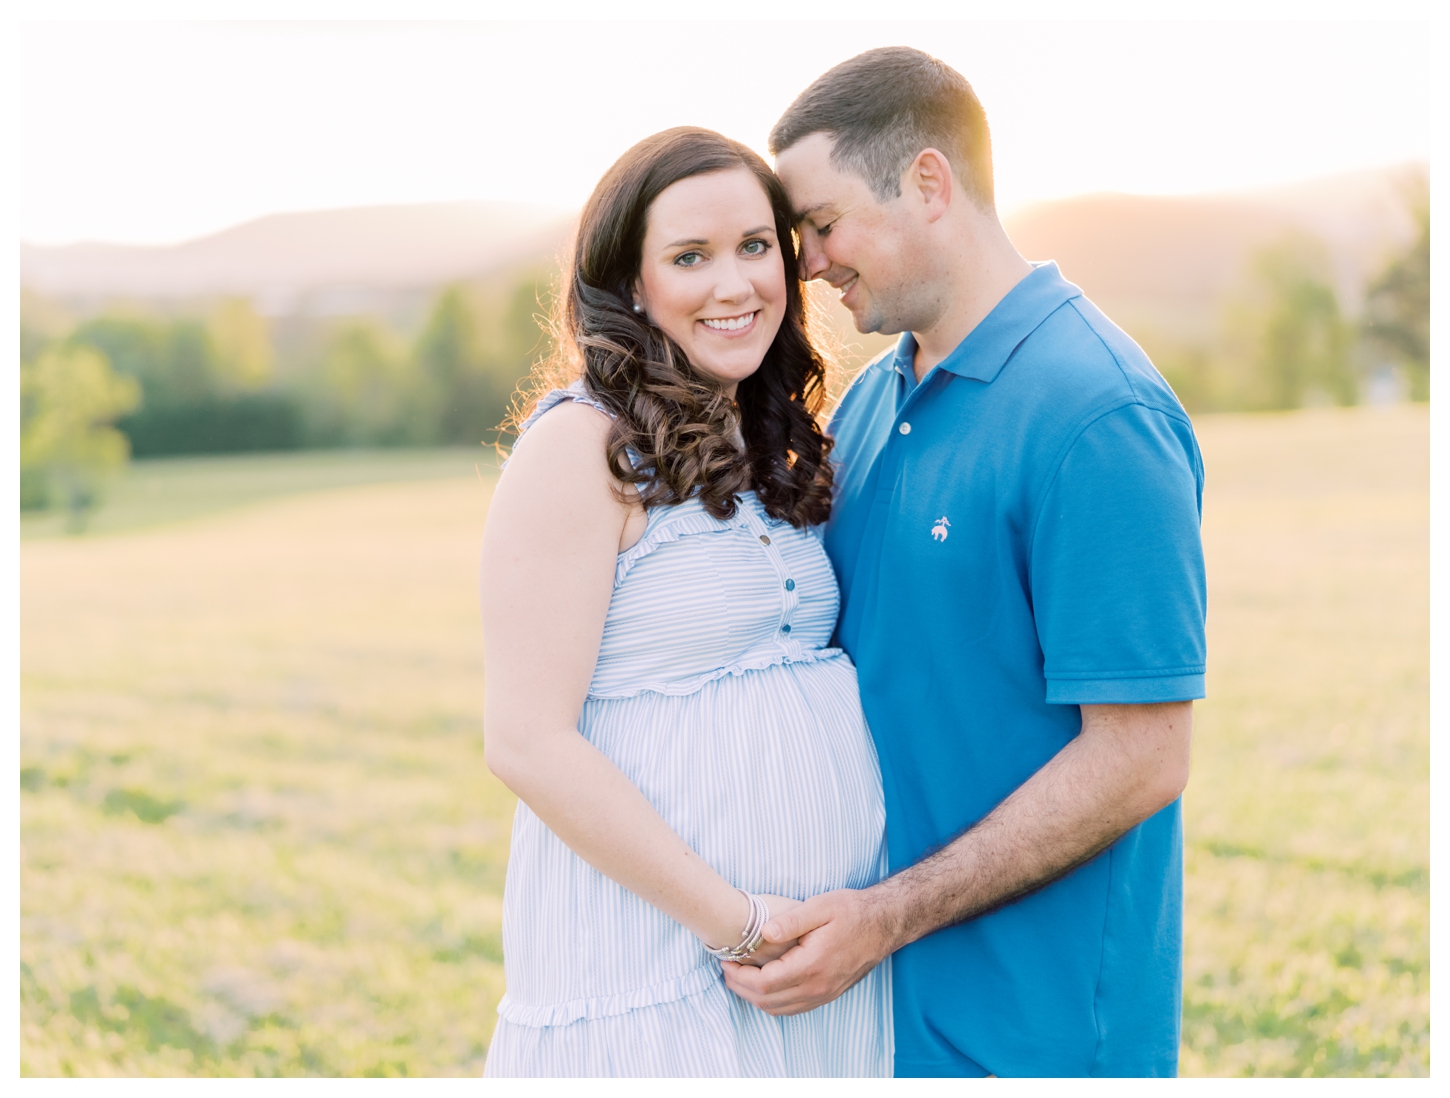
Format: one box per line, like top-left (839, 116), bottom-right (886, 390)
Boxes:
top-left (497, 962), bottom-right (722, 1027)
top-left (615, 507), bottom-right (739, 587)
top-left (586, 645), bottom-right (847, 700)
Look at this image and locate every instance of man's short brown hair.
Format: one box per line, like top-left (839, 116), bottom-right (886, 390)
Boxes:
top-left (769, 46), bottom-right (995, 210)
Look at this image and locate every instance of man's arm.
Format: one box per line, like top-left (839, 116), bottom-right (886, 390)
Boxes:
top-left (722, 700), bottom-right (1192, 1016)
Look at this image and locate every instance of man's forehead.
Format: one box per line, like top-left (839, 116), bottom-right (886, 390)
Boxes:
top-left (775, 162), bottom-right (840, 224)
top-left (775, 135), bottom-right (865, 221)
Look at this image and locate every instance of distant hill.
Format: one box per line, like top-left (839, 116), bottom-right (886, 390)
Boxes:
top-left (1004, 163), bottom-right (1425, 348)
top-left (19, 201), bottom-right (576, 313)
top-left (21, 165), bottom-right (1424, 351)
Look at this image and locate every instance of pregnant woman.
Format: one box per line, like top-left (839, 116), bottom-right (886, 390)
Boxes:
top-left (478, 127), bottom-right (890, 1077)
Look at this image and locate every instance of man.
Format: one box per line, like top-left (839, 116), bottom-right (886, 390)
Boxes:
top-left (722, 47), bottom-right (1207, 1078)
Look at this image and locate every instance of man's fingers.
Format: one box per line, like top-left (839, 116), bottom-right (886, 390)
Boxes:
top-left (725, 950), bottom-right (794, 995)
top-left (724, 952), bottom-right (791, 996)
top-left (722, 934), bottom-right (830, 1007)
top-left (721, 962), bottom-right (774, 1009)
top-left (722, 961), bottom-right (829, 1017)
top-left (763, 895), bottom-right (832, 943)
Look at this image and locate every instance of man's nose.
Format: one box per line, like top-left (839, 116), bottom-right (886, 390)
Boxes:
top-left (798, 232), bottom-right (829, 281)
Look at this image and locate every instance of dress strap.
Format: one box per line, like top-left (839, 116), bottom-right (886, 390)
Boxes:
top-left (515, 381), bottom-right (614, 437)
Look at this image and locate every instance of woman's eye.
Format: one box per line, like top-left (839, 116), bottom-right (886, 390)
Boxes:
top-left (674, 251), bottom-right (703, 267)
top-left (741, 239), bottom-right (769, 256)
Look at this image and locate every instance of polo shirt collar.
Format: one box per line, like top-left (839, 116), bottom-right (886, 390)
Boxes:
top-left (892, 261), bottom-right (1082, 385)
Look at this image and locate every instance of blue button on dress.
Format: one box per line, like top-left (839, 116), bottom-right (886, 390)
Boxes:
top-left (482, 385), bottom-right (892, 1077)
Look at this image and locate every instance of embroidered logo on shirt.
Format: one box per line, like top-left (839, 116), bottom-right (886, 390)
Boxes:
top-left (931, 516), bottom-right (951, 542)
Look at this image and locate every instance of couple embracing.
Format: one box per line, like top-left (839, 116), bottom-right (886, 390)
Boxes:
top-left (479, 47), bottom-right (1206, 1079)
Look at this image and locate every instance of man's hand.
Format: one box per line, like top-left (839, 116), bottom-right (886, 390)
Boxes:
top-left (721, 888), bottom-right (896, 1015)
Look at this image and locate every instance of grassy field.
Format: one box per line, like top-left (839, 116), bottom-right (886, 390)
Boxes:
top-left (19, 446), bottom-right (494, 541)
top-left (1181, 405), bottom-right (1429, 1076)
top-left (19, 406), bottom-right (1429, 1076)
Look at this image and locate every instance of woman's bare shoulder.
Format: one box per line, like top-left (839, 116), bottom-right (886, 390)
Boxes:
top-left (507, 398), bottom-right (614, 475)
top-left (497, 397), bottom-right (645, 552)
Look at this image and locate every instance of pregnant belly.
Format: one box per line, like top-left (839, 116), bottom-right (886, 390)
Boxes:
top-left (581, 653), bottom-right (886, 897)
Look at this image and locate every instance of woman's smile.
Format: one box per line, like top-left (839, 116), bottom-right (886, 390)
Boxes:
top-left (699, 310), bottom-right (760, 335)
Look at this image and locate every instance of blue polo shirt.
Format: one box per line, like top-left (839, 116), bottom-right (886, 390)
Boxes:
top-left (825, 262), bottom-right (1206, 1078)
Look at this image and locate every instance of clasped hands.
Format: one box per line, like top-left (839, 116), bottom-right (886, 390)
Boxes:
top-left (722, 888), bottom-right (894, 1016)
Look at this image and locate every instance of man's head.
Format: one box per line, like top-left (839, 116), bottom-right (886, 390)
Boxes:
top-left (770, 47), bottom-right (996, 336)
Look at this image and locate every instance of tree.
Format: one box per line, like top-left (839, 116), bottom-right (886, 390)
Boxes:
top-left (413, 278), bottom-right (547, 445)
top-left (414, 286), bottom-right (485, 443)
top-left (1361, 202), bottom-right (1430, 401)
top-left (493, 273), bottom-right (552, 437)
top-left (68, 314), bottom-right (212, 410)
top-left (67, 311), bottom-right (300, 456)
top-left (20, 345), bottom-right (141, 530)
top-left (1242, 235), bottom-right (1357, 409)
top-left (207, 298), bottom-right (275, 390)
top-left (321, 319), bottom-right (415, 444)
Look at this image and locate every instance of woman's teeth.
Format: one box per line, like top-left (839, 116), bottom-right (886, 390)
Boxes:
top-left (701, 312), bottom-right (756, 331)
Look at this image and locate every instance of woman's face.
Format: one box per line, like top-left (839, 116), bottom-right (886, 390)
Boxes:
top-left (633, 168), bottom-right (788, 398)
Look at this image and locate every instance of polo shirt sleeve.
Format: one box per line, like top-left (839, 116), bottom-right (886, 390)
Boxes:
top-left (1030, 402), bottom-right (1207, 705)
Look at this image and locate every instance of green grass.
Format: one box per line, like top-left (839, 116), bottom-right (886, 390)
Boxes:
top-left (20, 446), bottom-right (497, 540)
top-left (21, 469), bottom-right (510, 1076)
top-left (18, 405), bottom-right (1428, 1076)
top-left (1181, 405), bottom-right (1428, 1076)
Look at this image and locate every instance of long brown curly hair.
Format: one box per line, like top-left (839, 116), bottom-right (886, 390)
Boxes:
top-left (518, 127), bottom-right (835, 528)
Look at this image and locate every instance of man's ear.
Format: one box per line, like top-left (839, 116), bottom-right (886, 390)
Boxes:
top-left (909, 148), bottom-right (954, 223)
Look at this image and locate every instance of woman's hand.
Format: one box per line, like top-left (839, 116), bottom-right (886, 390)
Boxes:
top-left (732, 894), bottom-right (802, 967)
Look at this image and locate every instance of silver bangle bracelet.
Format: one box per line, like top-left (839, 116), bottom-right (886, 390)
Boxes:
top-left (705, 889), bottom-right (769, 962)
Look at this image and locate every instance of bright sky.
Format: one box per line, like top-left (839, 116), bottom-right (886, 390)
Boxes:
top-left (15, 18), bottom-right (1436, 246)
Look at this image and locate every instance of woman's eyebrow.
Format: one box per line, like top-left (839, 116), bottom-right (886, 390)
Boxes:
top-left (665, 224), bottom-right (776, 249)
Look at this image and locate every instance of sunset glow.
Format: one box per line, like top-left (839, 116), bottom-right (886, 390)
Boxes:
top-left (15, 19), bottom-right (1435, 246)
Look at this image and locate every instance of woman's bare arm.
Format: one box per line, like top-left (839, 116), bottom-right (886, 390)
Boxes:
top-left (481, 402), bottom-right (795, 953)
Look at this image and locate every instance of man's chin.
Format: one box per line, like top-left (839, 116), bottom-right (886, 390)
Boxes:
top-left (849, 305), bottom-right (887, 336)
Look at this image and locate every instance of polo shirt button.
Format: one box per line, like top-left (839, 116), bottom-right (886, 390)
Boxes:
top-left (784, 579), bottom-right (795, 591)
top-left (898, 422), bottom-right (912, 435)
top-left (759, 534), bottom-right (771, 545)
top-left (780, 624), bottom-right (792, 634)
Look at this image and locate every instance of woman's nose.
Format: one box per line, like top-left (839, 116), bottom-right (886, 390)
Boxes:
top-left (712, 257), bottom-right (754, 302)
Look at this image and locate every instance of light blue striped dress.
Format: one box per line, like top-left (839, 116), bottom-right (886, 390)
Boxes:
top-left (482, 385), bottom-right (891, 1078)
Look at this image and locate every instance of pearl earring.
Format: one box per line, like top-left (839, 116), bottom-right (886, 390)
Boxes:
top-left (632, 303), bottom-right (643, 314)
